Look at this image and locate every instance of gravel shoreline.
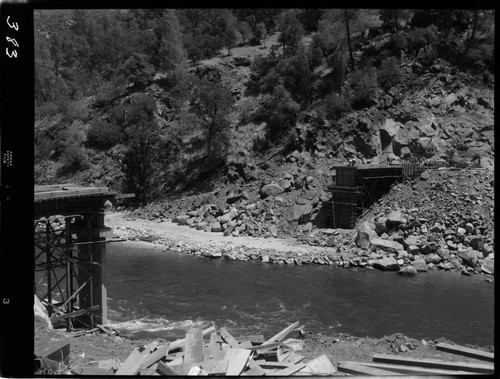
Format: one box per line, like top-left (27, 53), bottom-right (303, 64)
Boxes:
top-left (107, 211), bottom-right (494, 277)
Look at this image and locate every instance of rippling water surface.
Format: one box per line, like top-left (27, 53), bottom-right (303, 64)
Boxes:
top-left (106, 242), bottom-right (494, 346)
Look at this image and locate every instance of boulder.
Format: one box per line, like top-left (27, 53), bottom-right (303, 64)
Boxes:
top-left (412, 259), bottom-right (428, 272)
top-left (173, 213), bottom-right (189, 225)
top-left (290, 202), bottom-right (313, 223)
top-left (34, 295), bottom-right (52, 330)
top-left (407, 245), bottom-right (420, 254)
top-left (398, 265), bottom-right (418, 276)
top-left (386, 210), bottom-right (404, 226)
top-left (457, 248), bottom-right (481, 268)
top-left (374, 217), bottom-right (388, 235)
top-left (260, 183), bottom-right (284, 197)
top-left (469, 236), bottom-right (484, 251)
top-left (219, 208), bottom-right (238, 224)
top-left (373, 257), bottom-right (400, 271)
top-left (356, 222), bottom-right (377, 249)
top-left (426, 253), bottom-right (442, 265)
top-left (371, 238), bottom-right (404, 254)
top-left (404, 235), bottom-right (421, 248)
top-left (210, 222), bottom-right (222, 233)
top-left (481, 256), bottom-right (494, 275)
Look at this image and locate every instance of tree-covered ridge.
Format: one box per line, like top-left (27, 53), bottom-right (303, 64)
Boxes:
top-left (34, 9), bottom-right (494, 202)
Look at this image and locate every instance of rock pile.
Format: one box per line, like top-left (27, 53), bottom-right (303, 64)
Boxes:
top-left (355, 168), bottom-right (494, 275)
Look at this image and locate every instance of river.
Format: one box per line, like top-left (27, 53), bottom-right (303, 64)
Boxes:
top-left (105, 242), bottom-right (494, 346)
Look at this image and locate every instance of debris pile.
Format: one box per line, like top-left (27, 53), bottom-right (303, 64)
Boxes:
top-left (354, 168), bottom-right (494, 275)
top-left (69, 322), bottom-right (339, 376)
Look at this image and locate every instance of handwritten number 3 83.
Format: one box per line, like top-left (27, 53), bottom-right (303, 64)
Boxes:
top-left (6, 16), bottom-right (19, 59)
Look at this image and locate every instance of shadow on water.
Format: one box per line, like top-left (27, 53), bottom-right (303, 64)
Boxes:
top-left (106, 243), bottom-right (494, 346)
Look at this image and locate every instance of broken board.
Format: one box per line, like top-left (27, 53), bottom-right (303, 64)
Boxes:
top-left (435, 342), bottom-right (495, 362)
top-left (34, 335), bottom-right (70, 364)
top-left (184, 328), bottom-right (204, 365)
top-left (224, 348), bottom-right (252, 375)
top-left (372, 353), bottom-right (494, 374)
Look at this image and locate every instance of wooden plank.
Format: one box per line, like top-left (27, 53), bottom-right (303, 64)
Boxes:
top-left (98, 358), bottom-right (121, 371)
top-left (234, 335), bottom-right (265, 344)
top-left (114, 348), bottom-right (145, 375)
top-left (201, 359), bottom-right (228, 375)
top-left (372, 353), bottom-right (494, 374)
top-left (34, 187), bottom-right (110, 201)
top-left (298, 354), bottom-right (337, 375)
top-left (253, 361), bottom-right (295, 369)
top-left (166, 356), bottom-right (183, 366)
top-left (338, 361), bottom-right (402, 376)
top-left (219, 327), bottom-right (240, 348)
top-left (277, 346), bottom-right (291, 362)
top-left (140, 343), bottom-right (169, 370)
top-left (283, 352), bottom-right (306, 365)
top-left (242, 358), bottom-right (266, 376)
top-left (358, 362), bottom-right (477, 375)
top-left (238, 340), bottom-right (253, 349)
top-left (184, 328), bottom-right (204, 365)
top-left (157, 361), bottom-right (181, 375)
top-left (247, 341), bottom-right (281, 351)
top-left (224, 348), bottom-right (252, 375)
top-left (262, 321), bottom-right (299, 345)
top-left (139, 363), bottom-right (158, 376)
top-left (273, 363), bottom-right (306, 376)
top-left (50, 305), bottom-right (100, 322)
top-left (166, 325), bottom-right (215, 351)
top-left (436, 342), bottom-right (495, 362)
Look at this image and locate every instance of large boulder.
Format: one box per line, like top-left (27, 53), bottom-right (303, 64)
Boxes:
top-left (398, 265), bottom-right (418, 276)
top-left (371, 238), bottom-right (404, 254)
top-left (386, 210), bottom-right (404, 227)
top-left (290, 201), bottom-right (313, 223)
top-left (260, 183), bottom-right (285, 197)
top-left (412, 259), bottom-right (428, 272)
top-left (211, 222), bottom-right (222, 233)
top-left (173, 213), bottom-right (189, 225)
top-left (356, 222), bottom-right (377, 249)
top-left (373, 257), bottom-right (400, 271)
top-left (34, 295), bottom-right (52, 330)
top-left (219, 208), bottom-right (238, 224)
top-left (481, 256), bottom-right (494, 275)
top-left (457, 248), bottom-right (481, 268)
top-left (374, 216), bottom-right (388, 235)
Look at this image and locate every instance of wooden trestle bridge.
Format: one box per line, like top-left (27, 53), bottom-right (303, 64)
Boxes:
top-left (34, 184), bottom-right (131, 330)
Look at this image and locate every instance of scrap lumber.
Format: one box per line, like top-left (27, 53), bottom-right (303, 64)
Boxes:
top-left (96, 324), bottom-right (115, 336)
top-left (168, 325), bottom-right (215, 351)
top-left (338, 361), bottom-right (405, 376)
top-left (358, 362), bottom-right (476, 376)
top-left (283, 352), bottom-right (306, 364)
top-left (139, 363), bottom-right (158, 376)
top-left (435, 342), bottom-right (495, 362)
top-left (277, 346), bottom-right (292, 362)
top-left (114, 348), bottom-right (146, 375)
top-left (242, 358), bottom-right (266, 376)
top-left (157, 361), bottom-right (181, 376)
top-left (262, 321), bottom-right (300, 346)
top-left (247, 341), bottom-right (281, 351)
top-left (298, 354), bottom-right (337, 375)
top-left (254, 361), bottom-right (296, 369)
top-left (224, 348), bottom-right (252, 375)
top-left (234, 335), bottom-right (265, 344)
top-left (273, 363), bottom-right (307, 376)
top-left (184, 328), bottom-right (204, 365)
top-left (220, 327), bottom-right (241, 348)
top-left (201, 359), bottom-right (228, 375)
top-left (372, 353), bottom-right (494, 374)
top-left (140, 343), bottom-right (169, 370)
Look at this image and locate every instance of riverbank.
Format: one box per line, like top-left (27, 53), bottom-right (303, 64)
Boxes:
top-left (106, 211), bottom-right (494, 277)
top-left (36, 322), bottom-right (494, 375)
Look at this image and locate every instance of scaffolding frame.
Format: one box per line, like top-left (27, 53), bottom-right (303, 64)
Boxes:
top-left (34, 213), bottom-right (104, 330)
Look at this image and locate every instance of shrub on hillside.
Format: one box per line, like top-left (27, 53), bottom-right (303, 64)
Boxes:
top-left (60, 144), bottom-right (89, 172)
top-left (86, 119), bottom-right (124, 150)
top-left (406, 26), bottom-right (438, 54)
top-left (348, 66), bottom-right (378, 108)
top-left (324, 93), bottom-right (351, 120)
top-left (377, 56), bottom-right (402, 91)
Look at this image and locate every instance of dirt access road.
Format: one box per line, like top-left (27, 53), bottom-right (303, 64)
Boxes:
top-left (105, 211), bottom-right (331, 255)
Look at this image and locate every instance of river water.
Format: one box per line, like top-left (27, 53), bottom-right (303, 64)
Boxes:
top-left (105, 242), bottom-right (494, 346)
